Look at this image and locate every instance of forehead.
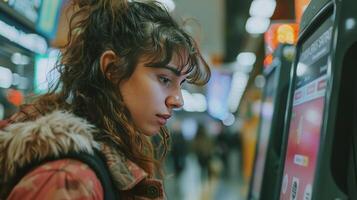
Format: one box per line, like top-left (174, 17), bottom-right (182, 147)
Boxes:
top-left (141, 50), bottom-right (192, 76)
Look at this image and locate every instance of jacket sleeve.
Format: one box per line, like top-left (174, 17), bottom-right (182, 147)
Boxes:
top-left (7, 159), bottom-right (104, 200)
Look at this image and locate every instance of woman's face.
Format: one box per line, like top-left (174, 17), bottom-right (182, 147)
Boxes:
top-left (119, 55), bottom-right (188, 136)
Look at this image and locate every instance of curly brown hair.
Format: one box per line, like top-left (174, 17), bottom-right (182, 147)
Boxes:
top-left (34, 0), bottom-right (210, 177)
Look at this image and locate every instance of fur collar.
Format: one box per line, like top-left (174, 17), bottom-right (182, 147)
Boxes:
top-left (0, 110), bottom-right (147, 191)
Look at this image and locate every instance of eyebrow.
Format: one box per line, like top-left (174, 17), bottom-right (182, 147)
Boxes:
top-left (164, 66), bottom-right (187, 85)
top-left (147, 65), bottom-right (182, 76)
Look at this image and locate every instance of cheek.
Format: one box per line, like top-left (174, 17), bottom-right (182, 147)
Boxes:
top-left (140, 86), bottom-right (167, 114)
top-left (121, 79), bottom-right (165, 116)
top-left (138, 78), bottom-right (166, 105)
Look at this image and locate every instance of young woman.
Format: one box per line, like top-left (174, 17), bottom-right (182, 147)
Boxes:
top-left (0, 0), bottom-right (210, 199)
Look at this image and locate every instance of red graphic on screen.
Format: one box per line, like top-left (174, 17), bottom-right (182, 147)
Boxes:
top-left (280, 96), bottom-right (325, 200)
top-left (307, 83), bottom-right (315, 95)
top-left (317, 79), bottom-right (326, 91)
top-left (295, 91), bottom-right (303, 100)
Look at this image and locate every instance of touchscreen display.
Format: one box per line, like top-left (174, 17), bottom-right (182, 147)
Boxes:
top-left (280, 17), bottom-right (333, 200)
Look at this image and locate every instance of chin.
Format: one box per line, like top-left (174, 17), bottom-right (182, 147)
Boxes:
top-left (142, 131), bottom-right (160, 136)
top-left (141, 126), bottom-right (161, 136)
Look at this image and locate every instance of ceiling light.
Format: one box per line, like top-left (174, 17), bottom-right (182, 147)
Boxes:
top-left (237, 52), bottom-right (256, 66)
top-left (222, 113), bottom-right (235, 126)
top-left (0, 66), bottom-right (13, 88)
top-left (246, 17), bottom-right (270, 34)
top-left (11, 52), bottom-right (30, 65)
top-left (249, 0), bottom-right (276, 18)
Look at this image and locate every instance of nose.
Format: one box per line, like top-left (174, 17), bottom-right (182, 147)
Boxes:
top-left (165, 91), bottom-right (184, 110)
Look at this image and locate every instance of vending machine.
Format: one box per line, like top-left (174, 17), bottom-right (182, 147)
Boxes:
top-left (249, 44), bottom-right (294, 200)
top-left (278, 0), bottom-right (357, 199)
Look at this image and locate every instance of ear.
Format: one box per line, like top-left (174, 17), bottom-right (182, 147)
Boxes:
top-left (100, 50), bottom-right (117, 80)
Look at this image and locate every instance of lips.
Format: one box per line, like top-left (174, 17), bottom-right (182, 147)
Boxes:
top-left (156, 114), bottom-right (171, 125)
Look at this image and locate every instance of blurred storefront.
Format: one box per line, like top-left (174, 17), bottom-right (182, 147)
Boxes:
top-left (0, 0), bottom-right (63, 119)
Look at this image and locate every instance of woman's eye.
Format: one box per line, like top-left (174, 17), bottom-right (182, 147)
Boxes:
top-left (158, 76), bottom-right (171, 86)
top-left (180, 79), bottom-right (186, 88)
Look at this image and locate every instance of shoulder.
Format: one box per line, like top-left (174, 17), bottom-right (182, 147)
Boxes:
top-left (0, 109), bottom-right (99, 182)
top-left (8, 159), bottom-right (103, 200)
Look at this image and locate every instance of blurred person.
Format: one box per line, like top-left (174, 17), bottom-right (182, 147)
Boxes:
top-left (230, 129), bottom-right (243, 182)
top-left (191, 123), bottom-right (214, 181)
top-left (170, 122), bottom-right (187, 178)
top-left (216, 128), bottom-right (231, 178)
top-left (0, 0), bottom-right (210, 199)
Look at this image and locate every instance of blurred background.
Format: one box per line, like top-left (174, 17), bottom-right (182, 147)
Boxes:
top-left (0, 0), bottom-right (309, 199)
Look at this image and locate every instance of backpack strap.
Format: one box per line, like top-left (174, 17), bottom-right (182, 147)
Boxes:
top-left (68, 149), bottom-right (119, 200)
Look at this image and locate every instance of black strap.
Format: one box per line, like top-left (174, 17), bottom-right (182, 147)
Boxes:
top-left (69, 149), bottom-right (119, 200)
top-left (5, 150), bottom-right (118, 200)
